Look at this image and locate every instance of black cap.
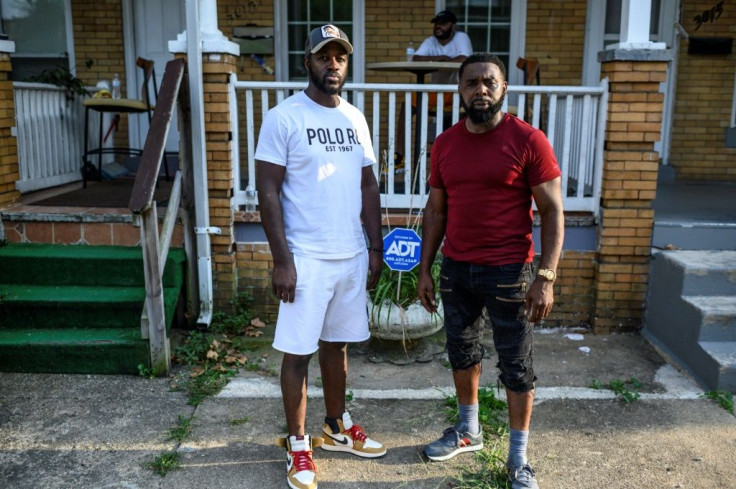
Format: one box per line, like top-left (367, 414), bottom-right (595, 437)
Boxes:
top-left (305, 24), bottom-right (353, 55)
top-left (430, 10), bottom-right (457, 24)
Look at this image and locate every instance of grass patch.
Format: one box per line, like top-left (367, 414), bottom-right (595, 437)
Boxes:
top-left (168, 415), bottom-right (194, 442)
top-left (445, 387), bottom-right (511, 488)
top-left (230, 416), bottom-right (250, 426)
top-left (137, 364), bottom-right (157, 379)
top-left (590, 377), bottom-right (642, 404)
top-left (700, 390), bottom-right (734, 413)
top-left (171, 292), bottom-right (274, 405)
top-left (147, 450), bottom-right (180, 476)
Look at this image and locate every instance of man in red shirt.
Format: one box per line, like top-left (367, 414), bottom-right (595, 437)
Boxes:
top-left (417, 52), bottom-right (564, 489)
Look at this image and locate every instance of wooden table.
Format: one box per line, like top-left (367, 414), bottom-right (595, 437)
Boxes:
top-left (366, 62), bottom-right (461, 158)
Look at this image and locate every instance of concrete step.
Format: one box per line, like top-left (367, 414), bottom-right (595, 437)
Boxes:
top-left (651, 250), bottom-right (736, 296)
top-left (644, 250), bottom-right (736, 391)
top-left (683, 296), bottom-right (736, 342)
top-left (698, 342), bottom-right (736, 392)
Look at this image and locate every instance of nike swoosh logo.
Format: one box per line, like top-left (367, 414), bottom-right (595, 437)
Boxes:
top-left (327, 434), bottom-right (349, 445)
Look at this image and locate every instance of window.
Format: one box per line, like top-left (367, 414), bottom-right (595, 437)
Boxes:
top-left (0, 0), bottom-right (75, 81)
top-left (285, 0), bottom-right (354, 81)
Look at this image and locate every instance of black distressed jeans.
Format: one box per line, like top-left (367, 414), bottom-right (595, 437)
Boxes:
top-left (439, 257), bottom-right (537, 393)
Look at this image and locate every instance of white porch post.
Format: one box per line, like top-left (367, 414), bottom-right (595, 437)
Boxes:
top-left (609, 0), bottom-right (666, 50)
top-left (169, 0), bottom-right (239, 325)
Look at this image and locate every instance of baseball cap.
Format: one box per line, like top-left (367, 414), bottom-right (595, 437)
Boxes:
top-left (430, 10), bottom-right (457, 24)
top-left (305, 25), bottom-right (353, 55)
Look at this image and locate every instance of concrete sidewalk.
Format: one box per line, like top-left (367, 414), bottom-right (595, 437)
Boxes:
top-left (1, 330), bottom-right (735, 489)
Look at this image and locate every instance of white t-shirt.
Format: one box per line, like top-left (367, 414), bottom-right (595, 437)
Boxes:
top-left (255, 91), bottom-right (376, 259)
top-left (415, 31), bottom-right (473, 84)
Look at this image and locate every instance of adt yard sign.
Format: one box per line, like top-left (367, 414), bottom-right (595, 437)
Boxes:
top-left (382, 228), bottom-right (421, 272)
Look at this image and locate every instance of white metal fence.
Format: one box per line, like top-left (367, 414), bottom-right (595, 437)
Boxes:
top-left (231, 78), bottom-right (608, 215)
top-left (12, 82), bottom-right (104, 193)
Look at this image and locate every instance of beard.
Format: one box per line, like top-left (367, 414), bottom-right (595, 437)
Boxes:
top-left (461, 93), bottom-right (506, 124)
top-left (434, 28), bottom-right (452, 41)
top-left (307, 63), bottom-right (345, 96)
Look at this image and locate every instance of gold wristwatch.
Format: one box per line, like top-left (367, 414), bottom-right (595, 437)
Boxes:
top-left (537, 268), bottom-right (557, 281)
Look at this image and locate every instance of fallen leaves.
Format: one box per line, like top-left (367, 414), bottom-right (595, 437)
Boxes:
top-left (244, 317), bottom-right (266, 337)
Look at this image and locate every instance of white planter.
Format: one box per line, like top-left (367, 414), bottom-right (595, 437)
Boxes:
top-left (369, 299), bottom-right (443, 341)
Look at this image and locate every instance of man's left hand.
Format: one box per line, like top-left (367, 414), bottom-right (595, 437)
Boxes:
top-left (524, 278), bottom-right (554, 323)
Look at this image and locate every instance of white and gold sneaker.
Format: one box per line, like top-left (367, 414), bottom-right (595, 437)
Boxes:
top-left (321, 411), bottom-right (386, 458)
top-left (277, 434), bottom-right (323, 489)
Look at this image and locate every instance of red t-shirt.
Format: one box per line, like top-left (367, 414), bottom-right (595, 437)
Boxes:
top-left (429, 113), bottom-right (561, 265)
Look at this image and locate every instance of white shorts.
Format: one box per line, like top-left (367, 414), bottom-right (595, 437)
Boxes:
top-left (272, 252), bottom-right (370, 355)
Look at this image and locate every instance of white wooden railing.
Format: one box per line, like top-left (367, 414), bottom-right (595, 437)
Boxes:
top-left (231, 78), bottom-right (608, 216)
top-left (12, 82), bottom-right (101, 193)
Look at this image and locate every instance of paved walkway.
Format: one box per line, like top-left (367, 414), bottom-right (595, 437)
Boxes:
top-left (1, 330), bottom-right (734, 488)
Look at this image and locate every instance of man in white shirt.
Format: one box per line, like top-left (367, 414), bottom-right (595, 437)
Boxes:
top-left (395, 10), bottom-right (473, 170)
top-left (256, 25), bottom-right (386, 489)
top-left (414, 10), bottom-right (474, 85)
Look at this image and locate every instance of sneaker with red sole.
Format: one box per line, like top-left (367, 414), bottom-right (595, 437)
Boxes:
top-left (321, 411), bottom-right (386, 458)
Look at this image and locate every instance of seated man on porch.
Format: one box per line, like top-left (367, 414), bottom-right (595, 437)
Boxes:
top-left (395, 9), bottom-right (472, 170)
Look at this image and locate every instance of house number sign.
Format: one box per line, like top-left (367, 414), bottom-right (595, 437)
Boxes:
top-left (693, 1), bottom-right (724, 31)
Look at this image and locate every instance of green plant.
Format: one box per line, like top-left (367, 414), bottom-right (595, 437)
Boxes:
top-left (210, 292), bottom-right (254, 335)
top-left (147, 450), bottom-right (180, 476)
top-left (700, 390), bottom-right (734, 413)
top-left (607, 378), bottom-right (641, 404)
top-left (183, 367), bottom-right (237, 406)
top-left (167, 415), bottom-right (194, 442)
top-left (590, 378), bottom-right (642, 404)
top-left (28, 58), bottom-right (94, 102)
top-left (345, 389), bottom-right (354, 402)
top-left (445, 387), bottom-right (511, 488)
top-left (137, 364), bottom-right (157, 379)
top-left (369, 252), bottom-right (442, 322)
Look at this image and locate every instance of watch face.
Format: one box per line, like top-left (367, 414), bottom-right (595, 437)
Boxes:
top-left (539, 269), bottom-right (555, 280)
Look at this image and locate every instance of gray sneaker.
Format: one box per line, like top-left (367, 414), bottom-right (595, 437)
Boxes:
top-left (424, 425), bottom-right (483, 461)
top-left (509, 464), bottom-right (539, 489)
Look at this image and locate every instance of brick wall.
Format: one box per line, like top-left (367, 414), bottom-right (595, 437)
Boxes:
top-left (0, 50), bottom-right (20, 208)
top-left (524, 0), bottom-right (587, 86)
top-left (236, 242), bottom-right (279, 324)
top-left (669, 0), bottom-right (736, 181)
top-left (71, 0), bottom-right (129, 149)
top-left (594, 58), bottom-right (666, 333)
top-left (235, 239), bottom-right (596, 328)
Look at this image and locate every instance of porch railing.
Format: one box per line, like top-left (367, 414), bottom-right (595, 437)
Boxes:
top-left (12, 82), bottom-right (103, 193)
top-left (231, 79), bottom-right (608, 216)
top-left (129, 57), bottom-right (191, 375)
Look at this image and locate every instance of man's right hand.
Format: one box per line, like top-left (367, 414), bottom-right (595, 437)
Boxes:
top-left (417, 270), bottom-right (437, 313)
top-left (272, 260), bottom-right (297, 303)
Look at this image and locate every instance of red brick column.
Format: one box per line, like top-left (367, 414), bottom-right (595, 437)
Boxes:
top-left (594, 50), bottom-right (670, 333)
top-left (0, 45), bottom-right (20, 209)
